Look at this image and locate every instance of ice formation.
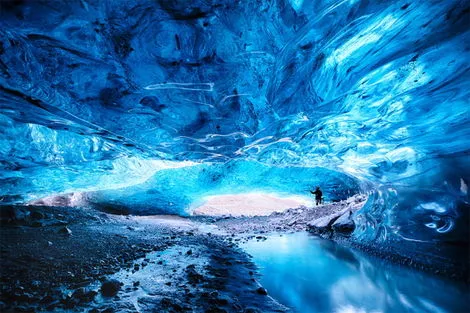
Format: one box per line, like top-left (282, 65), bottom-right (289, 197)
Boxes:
top-left (0, 1), bottom-right (469, 261)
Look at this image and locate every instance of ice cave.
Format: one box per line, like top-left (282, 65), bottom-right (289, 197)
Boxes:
top-left (0, 0), bottom-right (469, 312)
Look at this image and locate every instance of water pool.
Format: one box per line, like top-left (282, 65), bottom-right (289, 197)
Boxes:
top-left (242, 232), bottom-right (469, 313)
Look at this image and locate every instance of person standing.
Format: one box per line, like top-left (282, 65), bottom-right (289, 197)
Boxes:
top-left (310, 187), bottom-right (323, 205)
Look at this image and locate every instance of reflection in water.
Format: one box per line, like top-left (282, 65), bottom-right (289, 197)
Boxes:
top-left (242, 233), bottom-right (469, 313)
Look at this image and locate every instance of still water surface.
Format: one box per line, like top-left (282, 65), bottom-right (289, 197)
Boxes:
top-left (242, 232), bottom-right (469, 313)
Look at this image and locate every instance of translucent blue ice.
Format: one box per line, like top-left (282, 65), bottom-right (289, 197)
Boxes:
top-left (0, 1), bottom-right (469, 262)
top-left (84, 160), bottom-right (359, 215)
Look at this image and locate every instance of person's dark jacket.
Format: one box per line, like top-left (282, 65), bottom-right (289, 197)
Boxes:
top-left (311, 189), bottom-right (322, 199)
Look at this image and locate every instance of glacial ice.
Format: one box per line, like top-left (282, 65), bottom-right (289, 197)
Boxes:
top-left (0, 0), bottom-right (469, 262)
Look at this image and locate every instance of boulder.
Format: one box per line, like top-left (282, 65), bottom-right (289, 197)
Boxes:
top-left (100, 279), bottom-right (121, 297)
top-left (186, 265), bottom-right (203, 284)
top-left (307, 207), bottom-right (350, 234)
top-left (0, 206), bottom-right (29, 224)
top-left (332, 210), bottom-right (355, 235)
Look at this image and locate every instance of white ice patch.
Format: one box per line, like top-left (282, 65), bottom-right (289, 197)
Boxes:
top-left (460, 178), bottom-right (468, 195)
top-left (190, 192), bottom-right (314, 217)
top-left (420, 202), bottom-right (446, 214)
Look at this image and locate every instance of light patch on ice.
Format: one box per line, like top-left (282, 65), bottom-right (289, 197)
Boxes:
top-left (328, 15), bottom-right (398, 65)
top-left (132, 215), bottom-right (195, 229)
top-left (190, 192), bottom-right (314, 216)
top-left (334, 305), bottom-right (381, 313)
top-left (144, 82), bottom-right (214, 91)
top-left (420, 202), bottom-right (446, 213)
top-left (288, 0), bottom-right (304, 12)
top-left (26, 158), bottom-right (199, 204)
top-left (460, 178), bottom-right (468, 195)
top-left (61, 157), bottom-right (199, 195)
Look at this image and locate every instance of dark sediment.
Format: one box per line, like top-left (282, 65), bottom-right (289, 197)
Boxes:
top-left (0, 205), bottom-right (288, 312)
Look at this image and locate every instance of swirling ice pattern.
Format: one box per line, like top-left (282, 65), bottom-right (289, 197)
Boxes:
top-left (0, 1), bottom-right (469, 248)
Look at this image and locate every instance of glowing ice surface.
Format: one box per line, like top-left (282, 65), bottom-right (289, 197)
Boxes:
top-left (0, 0), bottom-right (469, 262)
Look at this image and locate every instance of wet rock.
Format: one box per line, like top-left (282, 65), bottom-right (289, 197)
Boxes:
top-left (287, 219), bottom-right (297, 226)
top-left (31, 280), bottom-right (41, 289)
top-left (332, 210), bottom-right (355, 235)
top-left (58, 226), bottom-right (72, 235)
top-left (100, 279), bottom-right (121, 297)
top-left (206, 307), bottom-right (228, 313)
top-left (61, 295), bottom-right (78, 309)
top-left (186, 265), bottom-right (203, 284)
top-left (31, 221), bottom-right (43, 227)
top-left (13, 305), bottom-right (35, 313)
top-left (186, 249), bottom-right (193, 255)
top-left (160, 297), bottom-right (186, 311)
top-left (12, 292), bottom-right (35, 303)
top-left (307, 208), bottom-right (349, 235)
top-left (213, 295), bottom-right (230, 305)
top-left (133, 281), bottom-right (140, 287)
top-left (72, 287), bottom-right (97, 302)
top-left (0, 207), bottom-right (27, 224)
top-left (256, 287), bottom-right (268, 295)
top-left (52, 219), bottom-right (69, 226)
top-left (101, 308), bottom-right (115, 313)
top-left (40, 295), bottom-right (54, 304)
top-left (30, 211), bottom-right (44, 220)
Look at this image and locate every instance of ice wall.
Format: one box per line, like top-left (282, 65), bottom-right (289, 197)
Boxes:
top-left (83, 160), bottom-right (360, 215)
top-left (0, 0), bottom-right (469, 260)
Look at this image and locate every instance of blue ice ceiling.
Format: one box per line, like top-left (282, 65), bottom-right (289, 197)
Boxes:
top-left (0, 0), bottom-right (469, 252)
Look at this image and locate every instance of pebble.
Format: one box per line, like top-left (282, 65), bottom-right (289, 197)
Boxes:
top-left (58, 226), bottom-right (72, 235)
top-left (256, 287), bottom-right (268, 295)
top-left (31, 221), bottom-right (44, 227)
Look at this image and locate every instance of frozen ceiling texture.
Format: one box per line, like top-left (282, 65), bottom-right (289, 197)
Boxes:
top-left (0, 0), bottom-right (469, 265)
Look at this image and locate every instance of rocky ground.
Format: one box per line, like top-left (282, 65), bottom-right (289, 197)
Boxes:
top-left (208, 194), bottom-right (367, 236)
top-left (6, 192), bottom-right (467, 313)
top-left (0, 195), bottom-right (367, 313)
top-left (1, 193), bottom-right (467, 313)
top-left (0, 205), bottom-right (290, 313)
